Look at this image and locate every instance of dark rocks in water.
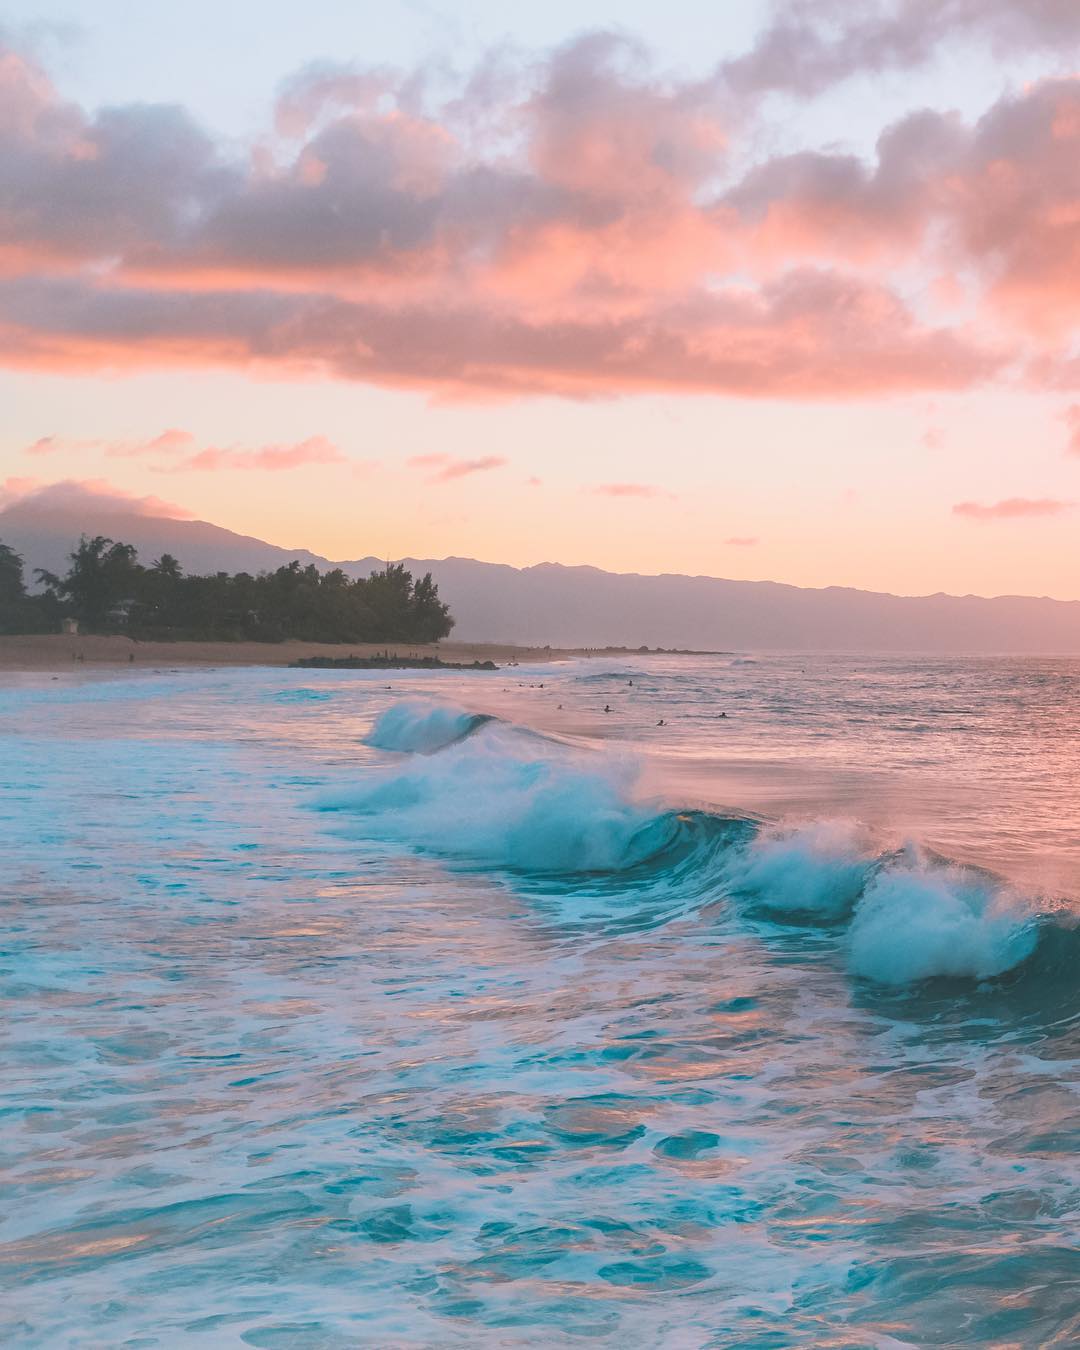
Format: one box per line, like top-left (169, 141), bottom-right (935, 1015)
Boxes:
top-left (292, 654), bottom-right (498, 671)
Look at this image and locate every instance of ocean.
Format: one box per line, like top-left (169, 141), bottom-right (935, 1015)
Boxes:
top-left (2, 653), bottom-right (1078, 1347)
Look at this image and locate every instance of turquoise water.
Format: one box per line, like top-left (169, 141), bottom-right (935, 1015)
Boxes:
top-left (1, 655), bottom-right (1078, 1347)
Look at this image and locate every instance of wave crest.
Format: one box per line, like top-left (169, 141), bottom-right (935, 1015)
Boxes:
top-left (364, 697), bottom-right (494, 754)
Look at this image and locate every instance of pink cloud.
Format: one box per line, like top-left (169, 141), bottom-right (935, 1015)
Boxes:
top-left (953, 497), bottom-right (1073, 521)
top-left (25, 429), bottom-right (198, 458)
top-left (20, 429), bottom-right (344, 472)
top-left (945, 82), bottom-right (1080, 340)
top-left (723, 79), bottom-right (1080, 345)
top-left (0, 478), bottom-right (193, 518)
top-left (24, 435), bottom-right (109, 456)
top-left (724, 536), bottom-right (759, 546)
top-left (25, 435), bottom-right (60, 456)
top-left (0, 474), bottom-right (40, 508)
top-left (172, 435), bottom-right (345, 472)
top-left (107, 428), bottom-right (196, 458)
top-left (594, 482), bottom-right (671, 499)
top-left (407, 452), bottom-right (507, 482)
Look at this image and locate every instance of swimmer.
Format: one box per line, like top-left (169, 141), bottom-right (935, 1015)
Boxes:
top-left (657, 718), bottom-right (665, 726)
top-left (603, 704), bottom-right (612, 713)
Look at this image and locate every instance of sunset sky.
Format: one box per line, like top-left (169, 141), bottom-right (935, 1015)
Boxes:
top-left (2, 0), bottom-right (1080, 597)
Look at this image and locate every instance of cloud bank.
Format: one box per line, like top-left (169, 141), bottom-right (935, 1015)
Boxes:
top-left (0, 16), bottom-right (1077, 399)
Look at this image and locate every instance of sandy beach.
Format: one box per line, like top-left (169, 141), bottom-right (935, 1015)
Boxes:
top-left (0, 633), bottom-right (612, 671)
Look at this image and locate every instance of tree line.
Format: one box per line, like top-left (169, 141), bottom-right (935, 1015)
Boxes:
top-left (0, 536), bottom-right (455, 643)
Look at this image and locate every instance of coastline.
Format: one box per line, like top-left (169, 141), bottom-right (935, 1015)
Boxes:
top-left (0, 633), bottom-right (642, 672)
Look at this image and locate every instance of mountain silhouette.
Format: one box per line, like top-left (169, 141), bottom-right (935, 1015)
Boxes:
top-left (3, 487), bottom-right (1079, 651)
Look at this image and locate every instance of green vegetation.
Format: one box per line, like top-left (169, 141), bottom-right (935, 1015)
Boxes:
top-left (0, 535), bottom-right (455, 643)
top-left (294, 655), bottom-right (496, 670)
top-left (0, 540), bottom-right (57, 633)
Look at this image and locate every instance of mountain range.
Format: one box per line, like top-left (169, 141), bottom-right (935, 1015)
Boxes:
top-left (2, 489), bottom-right (1079, 652)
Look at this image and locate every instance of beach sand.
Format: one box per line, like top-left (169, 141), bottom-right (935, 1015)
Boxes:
top-left (0, 633), bottom-right (605, 671)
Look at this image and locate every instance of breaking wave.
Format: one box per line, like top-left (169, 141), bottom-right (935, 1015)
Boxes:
top-left (328, 698), bottom-right (1072, 992)
top-left (364, 697), bottom-right (496, 753)
top-left (336, 715), bottom-right (658, 872)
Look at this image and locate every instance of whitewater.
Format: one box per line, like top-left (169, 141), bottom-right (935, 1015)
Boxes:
top-left (2, 652), bottom-right (1078, 1346)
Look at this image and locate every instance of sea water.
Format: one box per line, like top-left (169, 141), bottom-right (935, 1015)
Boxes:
top-left (1, 653), bottom-right (1078, 1347)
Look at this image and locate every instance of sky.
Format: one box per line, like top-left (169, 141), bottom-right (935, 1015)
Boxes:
top-left (2, 0), bottom-right (1080, 598)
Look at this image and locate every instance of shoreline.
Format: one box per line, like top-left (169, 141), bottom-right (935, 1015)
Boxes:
top-left (0, 633), bottom-right (701, 672)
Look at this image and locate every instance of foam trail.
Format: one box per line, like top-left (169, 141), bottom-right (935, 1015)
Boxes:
top-left (365, 697), bottom-right (493, 754)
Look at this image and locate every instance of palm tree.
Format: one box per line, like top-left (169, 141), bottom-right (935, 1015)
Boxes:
top-left (151, 553), bottom-right (183, 580)
top-left (36, 535), bottom-right (141, 627)
top-left (0, 540), bottom-right (26, 605)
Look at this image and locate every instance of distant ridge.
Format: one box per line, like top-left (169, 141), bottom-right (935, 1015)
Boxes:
top-left (0, 494), bottom-right (332, 578)
top-left (2, 492), bottom-right (1079, 652)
